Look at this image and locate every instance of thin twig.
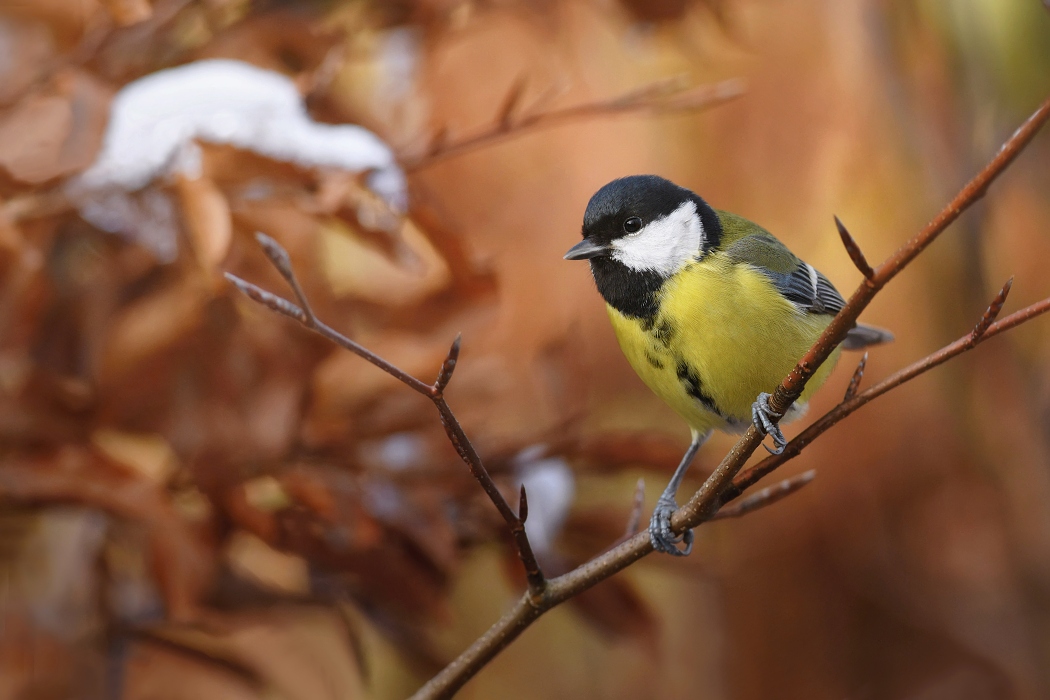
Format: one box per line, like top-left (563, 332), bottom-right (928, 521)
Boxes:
top-left (402, 77), bottom-right (745, 171)
top-left (223, 272), bottom-right (432, 395)
top-left (710, 470), bottom-right (816, 521)
top-left (843, 352), bottom-right (868, 402)
top-left (623, 478), bottom-right (646, 539)
top-left (226, 241), bottom-right (546, 598)
top-left (518, 485), bottom-right (529, 523)
top-left (834, 216), bottom-right (875, 281)
top-left (434, 334), bottom-right (462, 393)
top-left (408, 95), bottom-right (1050, 700)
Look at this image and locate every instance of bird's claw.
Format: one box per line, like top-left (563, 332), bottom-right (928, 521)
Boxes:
top-left (751, 392), bottom-right (788, 455)
top-left (649, 495), bottom-right (693, 556)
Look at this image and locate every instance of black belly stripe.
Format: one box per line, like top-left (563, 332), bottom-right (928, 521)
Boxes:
top-left (675, 359), bottom-right (722, 416)
top-left (645, 351), bottom-right (664, 369)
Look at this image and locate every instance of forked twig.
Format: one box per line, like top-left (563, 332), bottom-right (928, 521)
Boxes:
top-left (226, 235), bottom-right (547, 597)
top-left (407, 95), bottom-right (1050, 700)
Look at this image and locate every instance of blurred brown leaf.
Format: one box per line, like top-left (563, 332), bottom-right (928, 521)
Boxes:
top-left (175, 173), bottom-right (233, 273)
top-left (101, 0), bottom-right (153, 27)
top-left (0, 448), bottom-right (213, 620)
top-left (0, 70), bottom-right (110, 184)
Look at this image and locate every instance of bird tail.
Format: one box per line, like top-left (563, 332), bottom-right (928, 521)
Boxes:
top-left (841, 323), bottom-right (894, 350)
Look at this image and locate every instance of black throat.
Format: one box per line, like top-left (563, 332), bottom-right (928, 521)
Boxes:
top-left (586, 195), bottom-right (723, 321)
top-left (588, 259), bottom-right (665, 320)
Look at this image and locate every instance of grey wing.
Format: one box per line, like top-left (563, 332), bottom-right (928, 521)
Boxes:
top-left (726, 233), bottom-right (892, 349)
top-left (769, 266), bottom-right (896, 348)
top-left (724, 233), bottom-right (845, 315)
top-left (770, 263), bottom-right (846, 315)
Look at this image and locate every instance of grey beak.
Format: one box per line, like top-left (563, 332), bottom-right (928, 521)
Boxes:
top-left (564, 238), bottom-right (609, 260)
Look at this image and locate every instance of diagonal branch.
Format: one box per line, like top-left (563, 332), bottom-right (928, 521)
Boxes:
top-left (402, 77), bottom-right (745, 171)
top-left (724, 278), bottom-right (1049, 501)
top-left (226, 236), bottom-right (546, 597)
top-left (710, 470), bottom-right (816, 521)
top-left (408, 94), bottom-right (1050, 700)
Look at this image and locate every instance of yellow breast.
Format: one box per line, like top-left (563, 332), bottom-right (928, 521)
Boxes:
top-left (607, 253), bottom-right (840, 433)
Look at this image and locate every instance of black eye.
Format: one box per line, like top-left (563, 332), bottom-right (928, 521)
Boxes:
top-left (623, 217), bottom-right (642, 234)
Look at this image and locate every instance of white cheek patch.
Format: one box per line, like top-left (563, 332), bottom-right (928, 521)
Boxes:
top-left (610, 200), bottom-right (705, 275)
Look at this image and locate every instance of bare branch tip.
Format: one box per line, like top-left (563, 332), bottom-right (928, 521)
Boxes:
top-left (716, 77), bottom-right (747, 98)
top-left (433, 334), bottom-right (463, 392)
top-left (796, 469), bottom-right (817, 486)
top-left (973, 276), bottom-right (1015, 340)
top-left (843, 351), bottom-right (868, 402)
top-left (834, 215), bottom-right (875, 280)
top-left (713, 468), bottom-right (817, 521)
top-left (622, 478), bottom-right (646, 538)
top-left (224, 272), bottom-right (263, 299)
top-left (427, 125), bottom-right (449, 156)
top-left (518, 484), bottom-right (529, 524)
top-left (449, 333), bottom-right (463, 361)
top-left (254, 230), bottom-right (295, 275)
top-left (497, 75), bottom-right (528, 128)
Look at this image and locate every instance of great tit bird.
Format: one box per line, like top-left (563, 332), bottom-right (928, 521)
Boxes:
top-left (565, 175), bottom-right (891, 556)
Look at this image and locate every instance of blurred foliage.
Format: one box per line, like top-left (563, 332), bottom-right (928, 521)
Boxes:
top-left (0, 1), bottom-right (1049, 699)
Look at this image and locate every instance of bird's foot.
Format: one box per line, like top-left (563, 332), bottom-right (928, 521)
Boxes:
top-left (649, 495), bottom-right (693, 556)
top-left (751, 392), bottom-right (788, 455)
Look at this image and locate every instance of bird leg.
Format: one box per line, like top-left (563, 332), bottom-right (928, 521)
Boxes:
top-left (751, 392), bottom-right (788, 455)
top-left (649, 429), bottom-right (711, 556)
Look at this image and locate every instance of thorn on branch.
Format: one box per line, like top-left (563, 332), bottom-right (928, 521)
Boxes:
top-left (497, 75), bottom-right (528, 129)
top-left (971, 277), bottom-right (1013, 343)
top-left (426, 126), bottom-right (449, 157)
top-left (712, 470), bottom-right (816, 521)
top-left (843, 351), bottom-right (868, 402)
top-left (624, 478), bottom-right (646, 539)
top-left (433, 333), bottom-right (462, 393)
top-left (225, 272), bottom-right (306, 323)
top-left (518, 484), bottom-right (529, 523)
top-left (834, 216), bottom-right (875, 280)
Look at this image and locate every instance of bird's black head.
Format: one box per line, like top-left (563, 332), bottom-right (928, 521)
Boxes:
top-left (565, 175), bottom-right (722, 319)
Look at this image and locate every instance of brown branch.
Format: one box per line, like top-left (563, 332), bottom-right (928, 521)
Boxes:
top-left (710, 470), bottom-right (816, 521)
top-left (226, 237), bottom-right (546, 598)
top-left (407, 95), bottom-right (1050, 700)
top-left (834, 216), bottom-right (875, 281)
top-left (843, 351), bottom-right (868, 402)
top-left (725, 279), bottom-right (1050, 500)
top-left (402, 77), bottom-right (745, 171)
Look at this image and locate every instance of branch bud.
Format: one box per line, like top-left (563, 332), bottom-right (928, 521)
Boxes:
top-left (835, 216), bottom-right (875, 280)
top-left (971, 277), bottom-right (1013, 343)
top-left (434, 333), bottom-right (462, 393)
top-left (518, 484), bottom-right (529, 524)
